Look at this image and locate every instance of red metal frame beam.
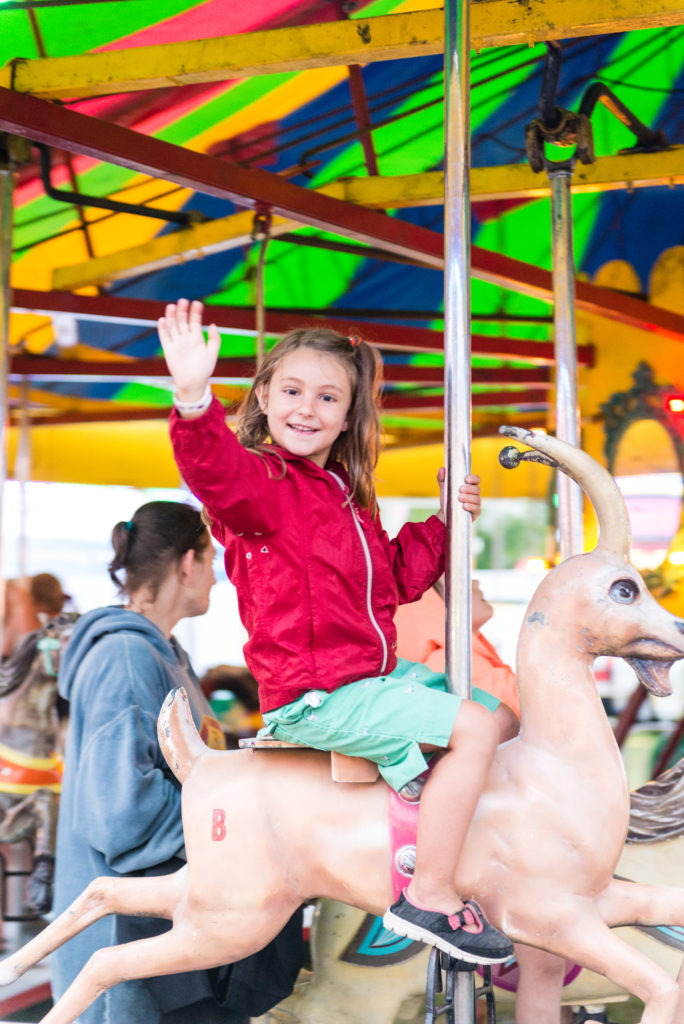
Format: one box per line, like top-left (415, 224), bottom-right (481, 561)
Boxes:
top-left (10, 355), bottom-right (255, 380)
top-left (10, 407), bottom-right (180, 426)
top-left (11, 289), bottom-right (593, 365)
top-left (0, 87), bottom-right (441, 268)
top-left (384, 389), bottom-right (550, 411)
top-left (473, 250), bottom-right (684, 343)
top-left (14, 399), bottom-right (550, 427)
top-left (3, 91), bottom-right (684, 341)
top-left (9, 353), bottom-right (551, 388)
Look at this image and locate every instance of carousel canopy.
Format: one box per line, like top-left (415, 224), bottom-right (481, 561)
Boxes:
top-left (2, 0), bottom-right (684, 489)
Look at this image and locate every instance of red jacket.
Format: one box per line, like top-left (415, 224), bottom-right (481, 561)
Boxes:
top-left (170, 398), bottom-right (446, 712)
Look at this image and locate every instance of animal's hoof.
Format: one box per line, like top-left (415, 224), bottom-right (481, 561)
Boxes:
top-left (0, 958), bottom-right (20, 986)
top-left (26, 855), bottom-right (54, 916)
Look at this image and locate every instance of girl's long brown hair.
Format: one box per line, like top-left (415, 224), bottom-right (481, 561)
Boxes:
top-left (236, 328), bottom-right (382, 515)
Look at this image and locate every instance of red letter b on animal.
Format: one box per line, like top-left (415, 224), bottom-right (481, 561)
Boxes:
top-left (212, 808), bottom-right (227, 841)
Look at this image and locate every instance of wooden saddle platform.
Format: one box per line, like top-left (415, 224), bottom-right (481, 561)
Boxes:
top-left (238, 735), bottom-right (379, 784)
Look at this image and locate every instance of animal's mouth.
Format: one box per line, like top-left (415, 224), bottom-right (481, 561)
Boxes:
top-left (625, 657), bottom-right (674, 697)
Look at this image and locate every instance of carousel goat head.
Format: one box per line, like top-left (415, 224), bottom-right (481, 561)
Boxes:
top-left (499, 426), bottom-right (684, 703)
top-left (3, 435), bottom-right (684, 1024)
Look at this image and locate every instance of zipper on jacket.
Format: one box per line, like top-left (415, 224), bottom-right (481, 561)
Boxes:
top-left (327, 471), bottom-right (388, 675)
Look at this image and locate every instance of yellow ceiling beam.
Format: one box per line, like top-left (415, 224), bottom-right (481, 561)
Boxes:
top-left (9, 383), bottom-right (121, 414)
top-left (470, 147), bottom-right (684, 201)
top-left (53, 210), bottom-right (295, 290)
top-left (52, 149), bottom-right (684, 290)
top-left (333, 149), bottom-right (684, 207)
top-left (3, 1), bottom-right (684, 100)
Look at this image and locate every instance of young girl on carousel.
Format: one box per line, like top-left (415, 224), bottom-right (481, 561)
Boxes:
top-left (159, 298), bottom-right (515, 966)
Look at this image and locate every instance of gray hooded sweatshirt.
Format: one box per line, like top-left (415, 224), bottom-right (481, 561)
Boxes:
top-left (52, 606), bottom-right (222, 1024)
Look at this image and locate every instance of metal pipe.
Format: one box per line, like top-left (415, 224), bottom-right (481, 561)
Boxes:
top-left (0, 164), bottom-right (14, 656)
top-left (16, 378), bottom-right (31, 581)
top-left (578, 82), bottom-right (666, 150)
top-left (444, 0), bottom-right (472, 693)
top-left (346, 65), bottom-right (380, 179)
top-left (538, 41), bottom-right (563, 130)
top-left (254, 234), bottom-right (269, 368)
top-left (37, 144), bottom-right (200, 226)
top-left (549, 165), bottom-right (583, 559)
top-left (444, 0), bottom-right (474, 1005)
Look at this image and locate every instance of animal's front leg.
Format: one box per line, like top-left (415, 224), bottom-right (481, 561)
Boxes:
top-left (524, 903), bottom-right (678, 1024)
top-left (599, 878), bottom-right (684, 1020)
top-left (0, 793), bottom-right (40, 842)
top-left (598, 877), bottom-right (684, 929)
top-left (27, 790), bottom-right (59, 914)
top-left (513, 944), bottom-right (566, 1024)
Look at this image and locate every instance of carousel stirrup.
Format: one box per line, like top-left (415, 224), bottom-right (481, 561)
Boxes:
top-left (425, 950), bottom-right (496, 1024)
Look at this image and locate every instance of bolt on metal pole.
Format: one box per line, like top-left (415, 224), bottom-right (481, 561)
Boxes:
top-left (0, 162), bottom-right (14, 656)
top-left (549, 165), bottom-right (583, 560)
top-left (444, 0), bottom-right (475, 1015)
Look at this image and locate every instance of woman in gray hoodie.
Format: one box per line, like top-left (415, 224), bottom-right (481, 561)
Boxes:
top-left (52, 501), bottom-right (302, 1024)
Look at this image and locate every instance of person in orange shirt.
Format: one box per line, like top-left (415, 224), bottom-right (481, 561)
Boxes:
top-left (394, 578), bottom-right (520, 729)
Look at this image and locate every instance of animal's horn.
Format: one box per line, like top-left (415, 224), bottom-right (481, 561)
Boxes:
top-left (499, 426), bottom-right (631, 558)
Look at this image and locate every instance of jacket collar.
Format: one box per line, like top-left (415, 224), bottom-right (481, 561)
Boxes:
top-left (265, 443), bottom-right (350, 486)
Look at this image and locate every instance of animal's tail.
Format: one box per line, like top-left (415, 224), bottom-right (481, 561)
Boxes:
top-left (158, 687), bottom-right (207, 784)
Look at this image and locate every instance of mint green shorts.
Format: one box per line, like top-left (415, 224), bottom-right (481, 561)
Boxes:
top-left (260, 658), bottom-right (499, 792)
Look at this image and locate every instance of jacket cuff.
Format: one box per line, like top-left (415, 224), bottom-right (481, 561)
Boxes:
top-left (169, 395), bottom-right (226, 454)
top-left (424, 514), bottom-right (446, 544)
top-left (169, 393), bottom-right (224, 429)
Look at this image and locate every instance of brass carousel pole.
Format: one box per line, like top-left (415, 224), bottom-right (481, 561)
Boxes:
top-left (443, 0), bottom-right (475, 1016)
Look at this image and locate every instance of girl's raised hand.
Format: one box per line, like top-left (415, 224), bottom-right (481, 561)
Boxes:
top-left (158, 298), bottom-right (220, 403)
top-left (437, 469), bottom-right (482, 522)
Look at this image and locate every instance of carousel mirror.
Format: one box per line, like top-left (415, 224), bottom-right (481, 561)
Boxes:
top-left (601, 361), bottom-right (684, 587)
top-left (612, 418), bottom-right (683, 571)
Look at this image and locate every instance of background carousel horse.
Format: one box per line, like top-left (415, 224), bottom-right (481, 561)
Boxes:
top-left (4, 430), bottom-right (684, 1024)
top-left (0, 612), bottom-right (79, 915)
top-left (256, 758), bottom-right (684, 1024)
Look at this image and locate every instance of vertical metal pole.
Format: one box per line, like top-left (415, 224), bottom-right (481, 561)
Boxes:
top-left (17, 378), bottom-right (31, 581)
top-left (549, 166), bottom-right (583, 559)
top-left (444, 0), bottom-right (472, 701)
top-left (0, 164), bottom-right (14, 656)
top-left (444, 0), bottom-right (475, 1015)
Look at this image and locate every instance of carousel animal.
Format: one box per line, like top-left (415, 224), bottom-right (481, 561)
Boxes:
top-left (257, 759), bottom-right (684, 1024)
top-left (4, 429), bottom-right (684, 1024)
top-left (0, 611), bottom-right (78, 914)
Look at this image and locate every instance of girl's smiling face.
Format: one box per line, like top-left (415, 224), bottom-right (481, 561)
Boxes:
top-left (256, 348), bottom-right (352, 467)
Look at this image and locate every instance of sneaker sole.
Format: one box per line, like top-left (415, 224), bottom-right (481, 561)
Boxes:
top-left (382, 908), bottom-right (512, 966)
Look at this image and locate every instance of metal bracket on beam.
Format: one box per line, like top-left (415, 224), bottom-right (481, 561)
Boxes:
top-left (0, 132), bottom-right (32, 171)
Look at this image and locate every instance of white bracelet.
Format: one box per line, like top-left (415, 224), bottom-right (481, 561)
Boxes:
top-left (173, 383), bottom-right (213, 415)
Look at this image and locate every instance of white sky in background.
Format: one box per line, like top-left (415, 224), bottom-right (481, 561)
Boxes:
top-left (1, 480), bottom-right (247, 674)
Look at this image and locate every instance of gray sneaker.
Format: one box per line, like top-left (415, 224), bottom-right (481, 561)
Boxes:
top-left (383, 890), bottom-right (513, 965)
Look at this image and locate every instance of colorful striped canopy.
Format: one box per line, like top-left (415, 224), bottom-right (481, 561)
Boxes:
top-left (3, 0), bottom-right (684, 484)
